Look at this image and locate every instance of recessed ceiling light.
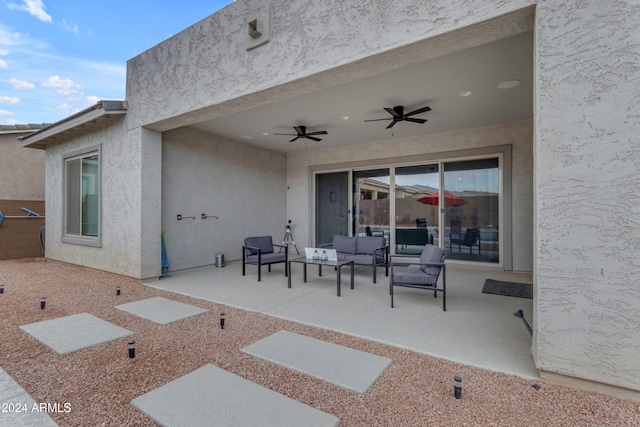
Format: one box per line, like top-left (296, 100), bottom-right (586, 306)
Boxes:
top-left (242, 135), bottom-right (254, 140)
top-left (458, 90), bottom-right (473, 97)
top-left (497, 80), bottom-right (521, 89)
top-left (340, 116), bottom-right (350, 120)
top-left (261, 132), bottom-right (270, 136)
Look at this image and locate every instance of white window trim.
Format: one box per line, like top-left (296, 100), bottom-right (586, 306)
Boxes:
top-left (62, 144), bottom-right (102, 247)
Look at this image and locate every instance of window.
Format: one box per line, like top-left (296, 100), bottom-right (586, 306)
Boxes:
top-left (63, 146), bottom-right (101, 246)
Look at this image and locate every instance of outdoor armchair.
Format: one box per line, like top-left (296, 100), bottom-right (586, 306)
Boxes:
top-left (242, 236), bottom-right (288, 282)
top-left (389, 244), bottom-right (447, 311)
top-left (450, 228), bottom-right (481, 255)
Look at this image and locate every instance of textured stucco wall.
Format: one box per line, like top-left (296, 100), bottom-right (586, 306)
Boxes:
top-left (125, 0), bottom-right (535, 131)
top-left (0, 132), bottom-right (45, 200)
top-left (287, 119), bottom-right (533, 272)
top-left (45, 118), bottom-right (144, 278)
top-left (534, 0), bottom-right (640, 391)
top-left (162, 127), bottom-right (286, 271)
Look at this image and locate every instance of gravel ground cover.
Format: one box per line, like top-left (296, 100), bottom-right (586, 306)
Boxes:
top-left (1, 258), bottom-right (639, 426)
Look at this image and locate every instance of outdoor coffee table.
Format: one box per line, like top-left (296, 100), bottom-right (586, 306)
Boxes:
top-left (287, 258), bottom-right (354, 296)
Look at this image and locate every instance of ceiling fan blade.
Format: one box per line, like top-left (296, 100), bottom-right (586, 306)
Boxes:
top-left (289, 136), bottom-right (299, 142)
top-left (306, 136), bottom-right (322, 142)
top-left (404, 106), bottom-right (431, 117)
top-left (384, 107), bottom-right (400, 118)
top-left (404, 117), bottom-right (427, 124)
top-left (386, 120), bottom-right (398, 129)
top-left (273, 133), bottom-right (297, 136)
top-left (364, 118), bottom-right (392, 122)
top-left (306, 130), bottom-right (328, 136)
top-left (293, 126), bottom-right (304, 135)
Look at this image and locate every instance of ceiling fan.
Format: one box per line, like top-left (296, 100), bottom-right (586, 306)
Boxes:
top-left (365, 105), bottom-right (431, 129)
top-left (274, 126), bottom-right (328, 142)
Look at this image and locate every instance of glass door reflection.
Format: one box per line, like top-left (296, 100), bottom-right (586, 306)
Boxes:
top-left (443, 158), bottom-right (499, 263)
top-left (353, 169), bottom-right (390, 242)
top-left (394, 164), bottom-right (439, 254)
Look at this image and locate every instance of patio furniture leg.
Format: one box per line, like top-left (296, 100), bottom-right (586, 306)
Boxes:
top-left (350, 262), bottom-right (354, 289)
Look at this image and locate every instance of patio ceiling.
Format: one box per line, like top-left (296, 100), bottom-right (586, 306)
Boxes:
top-left (189, 30), bottom-right (533, 154)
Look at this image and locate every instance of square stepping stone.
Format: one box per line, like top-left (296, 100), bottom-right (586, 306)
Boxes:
top-left (20, 313), bottom-right (133, 355)
top-left (0, 367), bottom-right (59, 426)
top-left (131, 364), bottom-right (339, 427)
top-left (242, 330), bottom-right (392, 394)
top-left (116, 297), bottom-right (208, 324)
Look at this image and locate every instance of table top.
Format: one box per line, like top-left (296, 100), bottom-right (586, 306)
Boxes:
top-left (288, 257), bottom-right (353, 267)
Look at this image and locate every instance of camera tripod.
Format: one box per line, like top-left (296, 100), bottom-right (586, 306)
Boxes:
top-left (281, 221), bottom-right (300, 254)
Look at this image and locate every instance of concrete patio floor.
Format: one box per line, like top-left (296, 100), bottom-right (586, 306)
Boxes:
top-left (146, 259), bottom-right (538, 379)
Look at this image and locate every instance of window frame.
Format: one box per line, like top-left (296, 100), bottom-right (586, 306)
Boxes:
top-left (62, 144), bottom-right (102, 247)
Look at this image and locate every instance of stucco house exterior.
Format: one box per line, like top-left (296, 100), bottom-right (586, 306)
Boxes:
top-left (0, 124), bottom-right (46, 259)
top-left (20, 1), bottom-right (639, 401)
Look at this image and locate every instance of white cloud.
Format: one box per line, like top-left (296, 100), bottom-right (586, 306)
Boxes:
top-left (60, 20), bottom-right (79, 35)
top-left (0, 49), bottom-right (8, 55)
top-left (41, 75), bottom-right (81, 96)
top-left (8, 0), bottom-right (52, 23)
top-left (85, 95), bottom-right (100, 105)
top-left (55, 103), bottom-right (76, 115)
top-left (0, 95), bottom-right (20, 105)
top-left (0, 59), bottom-right (7, 69)
top-left (10, 78), bottom-right (36, 90)
top-left (0, 109), bottom-right (14, 116)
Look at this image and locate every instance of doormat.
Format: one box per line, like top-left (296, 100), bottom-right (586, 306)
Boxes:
top-left (482, 279), bottom-right (532, 299)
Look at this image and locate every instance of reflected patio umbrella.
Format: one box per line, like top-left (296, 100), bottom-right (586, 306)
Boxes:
top-left (417, 191), bottom-right (468, 207)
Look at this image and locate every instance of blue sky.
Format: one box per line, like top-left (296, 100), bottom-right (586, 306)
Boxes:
top-left (0, 0), bottom-right (232, 125)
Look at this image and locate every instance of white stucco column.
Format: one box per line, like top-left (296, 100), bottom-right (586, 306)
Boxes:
top-left (534, 0), bottom-right (640, 392)
top-left (138, 127), bottom-right (163, 279)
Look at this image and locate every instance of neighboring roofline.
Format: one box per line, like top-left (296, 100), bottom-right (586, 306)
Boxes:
top-left (0, 124), bottom-right (52, 135)
top-left (20, 100), bottom-right (128, 149)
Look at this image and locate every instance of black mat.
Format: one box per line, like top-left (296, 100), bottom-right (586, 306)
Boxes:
top-left (482, 279), bottom-right (532, 299)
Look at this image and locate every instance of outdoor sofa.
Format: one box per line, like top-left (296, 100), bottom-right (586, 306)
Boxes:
top-left (322, 235), bottom-right (388, 283)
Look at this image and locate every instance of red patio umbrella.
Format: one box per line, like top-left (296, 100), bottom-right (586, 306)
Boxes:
top-left (417, 191), bottom-right (468, 207)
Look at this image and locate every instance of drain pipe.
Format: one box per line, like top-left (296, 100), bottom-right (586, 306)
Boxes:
top-left (514, 309), bottom-right (533, 336)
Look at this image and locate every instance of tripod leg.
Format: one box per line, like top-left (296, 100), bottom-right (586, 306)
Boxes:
top-left (288, 231), bottom-right (300, 255)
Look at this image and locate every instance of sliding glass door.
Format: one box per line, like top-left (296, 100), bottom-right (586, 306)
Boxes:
top-left (314, 155), bottom-right (501, 264)
top-left (443, 158), bottom-right (499, 263)
top-left (394, 164), bottom-right (439, 254)
top-left (353, 169), bottom-right (390, 240)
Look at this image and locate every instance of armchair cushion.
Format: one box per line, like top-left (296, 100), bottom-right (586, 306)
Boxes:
top-left (333, 235), bottom-right (357, 254)
top-left (246, 252), bottom-right (286, 264)
top-left (244, 236), bottom-right (275, 255)
top-left (391, 266), bottom-right (438, 286)
top-left (419, 245), bottom-right (445, 276)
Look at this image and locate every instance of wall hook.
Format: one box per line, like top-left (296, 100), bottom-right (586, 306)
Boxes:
top-left (201, 213), bottom-right (219, 220)
top-left (177, 214), bottom-right (195, 221)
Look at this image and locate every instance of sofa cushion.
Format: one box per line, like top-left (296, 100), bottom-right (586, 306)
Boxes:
top-left (419, 244), bottom-right (445, 276)
top-left (356, 236), bottom-right (386, 255)
top-left (333, 235), bottom-right (357, 254)
top-left (244, 236), bottom-right (274, 255)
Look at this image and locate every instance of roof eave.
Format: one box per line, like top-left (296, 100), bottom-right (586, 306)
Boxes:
top-left (20, 100), bottom-right (127, 150)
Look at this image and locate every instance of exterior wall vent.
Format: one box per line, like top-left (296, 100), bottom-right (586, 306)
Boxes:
top-left (246, 9), bottom-right (271, 51)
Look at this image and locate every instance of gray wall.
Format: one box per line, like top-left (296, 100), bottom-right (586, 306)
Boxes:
top-left (0, 131), bottom-right (45, 200)
top-left (44, 118), bottom-right (148, 278)
top-left (161, 126), bottom-right (287, 271)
